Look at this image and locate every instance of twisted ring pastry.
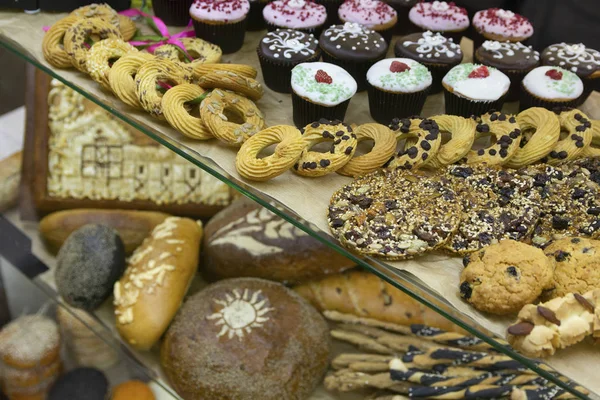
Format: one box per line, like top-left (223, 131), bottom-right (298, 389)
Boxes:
top-left (505, 108), bottom-right (560, 168)
top-left (197, 70), bottom-right (264, 100)
top-left (543, 109), bottom-right (593, 165)
top-left (337, 123), bottom-right (396, 177)
top-left (582, 120), bottom-right (600, 157)
top-left (63, 17), bottom-right (122, 73)
top-left (162, 84), bottom-right (212, 140)
top-left (108, 52), bottom-right (154, 108)
top-left (200, 89), bottom-right (265, 145)
top-left (465, 111), bottom-right (521, 165)
top-left (42, 15), bottom-right (81, 69)
top-left (117, 15), bottom-right (137, 41)
top-left (428, 115), bottom-right (476, 168)
top-left (386, 118), bottom-right (442, 170)
top-left (236, 126), bottom-right (306, 181)
top-left (87, 38), bottom-right (137, 90)
top-left (193, 63), bottom-right (257, 79)
top-left (154, 38), bottom-right (222, 65)
top-left (70, 3), bottom-right (120, 27)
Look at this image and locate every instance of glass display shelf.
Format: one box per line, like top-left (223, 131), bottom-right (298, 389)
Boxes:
top-left (1, 10), bottom-right (599, 399)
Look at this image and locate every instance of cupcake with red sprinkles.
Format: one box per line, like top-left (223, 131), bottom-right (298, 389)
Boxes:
top-left (408, 1), bottom-right (469, 43)
top-left (263, 0), bottom-right (327, 36)
top-left (190, 0), bottom-right (250, 54)
top-left (472, 8), bottom-right (533, 50)
top-left (338, 0), bottom-right (397, 44)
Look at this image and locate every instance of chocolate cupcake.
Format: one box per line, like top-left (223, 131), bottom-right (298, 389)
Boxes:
top-left (366, 58), bottom-right (432, 124)
top-left (520, 66), bottom-right (584, 112)
top-left (247, 0), bottom-right (270, 30)
top-left (471, 8), bottom-right (533, 51)
top-left (190, 0), bottom-right (250, 54)
top-left (541, 43), bottom-right (600, 105)
top-left (408, 1), bottom-right (469, 43)
top-left (290, 62), bottom-right (357, 127)
top-left (338, 0), bottom-right (397, 45)
top-left (319, 23), bottom-right (388, 92)
top-left (153, 0), bottom-right (194, 26)
top-left (257, 29), bottom-right (321, 93)
top-left (475, 40), bottom-right (539, 101)
top-left (442, 63), bottom-right (510, 117)
top-left (263, 0), bottom-right (327, 36)
top-left (394, 30), bottom-right (462, 93)
top-left (385, 0), bottom-right (419, 35)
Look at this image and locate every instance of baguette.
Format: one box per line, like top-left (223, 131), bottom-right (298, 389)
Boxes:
top-left (39, 209), bottom-right (169, 254)
top-left (0, 151), bottom-right (22, 212)
top-left (294, 271), bottom-right (462, 333)
top-left (114, 217), bottom-right (203, 350)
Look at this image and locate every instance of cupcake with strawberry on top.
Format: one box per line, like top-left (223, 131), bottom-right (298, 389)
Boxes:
top-left (520, 66), bottom-right (584, 111)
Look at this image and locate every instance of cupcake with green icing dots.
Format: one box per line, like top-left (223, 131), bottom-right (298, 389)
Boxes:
top-left (442, 63), bottom-right (510, 117)
top-left (520, 66), bottom-right (584, 112)
top-left (290, 62), bottom-right (358, 127)
top-left (366, 58), bottom-right (432, 124)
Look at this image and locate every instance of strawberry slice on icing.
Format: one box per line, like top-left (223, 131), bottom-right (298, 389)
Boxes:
top-left (390, 61), bottom-right (411, 73)
top-left (315, 69), bottom-right (333, 84)
top-left (468, 65), bottom-right (490, 79)
top-left (545, 69), bottom-right (563, 80)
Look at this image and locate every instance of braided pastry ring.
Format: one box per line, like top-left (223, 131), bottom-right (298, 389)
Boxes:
top-left (193, 63), bottom-right (257, 79)
top-left (118, 15), bottom-right (137, 41)
top-left (197, 70), bottom-right (264, 100)
top-left (108, 52), bottom-right (154, 108)
top-left (582, 120), bottom-right (600, 157)
top-left (135, 58), bottom-right (193, 118)
top-left (162, 84), bottom-right (212, 140)
top-left (386, 118), bottom-right (442, 170)
top-left (42, 15), bottom-right (81, 69)
top-left (504, 108), bottom-right (560, 169)
top-left (63, 17), bottom-right (122, 73)
top-left (293, 120), bottom-right (357, 177)
top-left (337, 123), bottom-right (396, 177)
top-left (154, 38), bottom-right (222, 65)
top-left (465, 111), bottom-right (522, 165)
top-left (427, 115), bottom-right (476, 169)
top-left (200, 89), bottom-right (265, 145)
top-left (87, 38), bottom-right (137, 90)
top-left (236, 125), bottom-right (305, 181)
top-left (543, 109), bottom-right (593, 165)
top-left (70, 3), bottom-right (120, 27)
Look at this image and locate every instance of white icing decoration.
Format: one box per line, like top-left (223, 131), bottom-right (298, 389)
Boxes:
top-left (431, 0), bottom-right (449, 12)
top-left (207, 289), bottom-right (275, 340)
top-left (496, 9), bottom-right (514, 19)
top-left (402, 31), bottom-right (461, 59)
top-left (522, 66), bottom-right (583, 100)
top-left (359, 0), bottom-right (378, 8)
top-left (323, 22), bottom-right (381, 54)
top-left (367, 58), bottom-right (432, 93)
top-left (546, 43), bottom-right (600, 73)
top-left (262, 30), bottom-right (316, 59)
top-left (481, 40), bottom-right (538, 60)
top-left (287, 0), bottom-right (306, 8)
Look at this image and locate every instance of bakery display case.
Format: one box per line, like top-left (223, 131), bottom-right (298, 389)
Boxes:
top-left (0, 3), bottom-right (599, 399)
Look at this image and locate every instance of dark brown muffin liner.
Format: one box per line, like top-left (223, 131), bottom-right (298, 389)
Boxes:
top-left (444, 87), bottom-right (506, 118)
top-left (321, 51), bottom-right (383, 92)
top-left (313, 0), bottom-right (343, 27)
top-left (367, 83), bottom-right (429, 125)
top-left (247, 1), bottom-right (268, 31)
top-left (153, 0), bottom-right (194, 26)
top-left (266, 22), bottom-right (323, 39)
top-left (257, 48), bottom-right (322, 93)
top-left (519, 83), bottom-right (581, 112)
top-left (192, 17), bottom-right (248, 54)
top-left (291, 91), bottom-right (350, 128)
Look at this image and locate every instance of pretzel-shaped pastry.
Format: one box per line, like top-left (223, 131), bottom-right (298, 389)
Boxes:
top-left (386, 118), bottom-right (442, 170)
top-left (465, 111), bottom-right (522, 165)
top-left (504, 108), bottom-right (560, 169)
top-left (200, 89), bottom-right (265, 145)
top-left (162, 84), bottom-right (212, 140)
top-left (118, 15), bottom-right (137, 41)
top-left (337, 123), bottom-right (396, 177)
top-left (70, 3), bottom-right (120, 27)
top-left (293, 120), bottom-right (357, 177)
top-left (109, 52), bottom-right (155, 108)
top-left (135, 58), bottom-right (193, 118)
top-left (193, 63), bottom-right (257, 79)
top-left (427, 115), bottom-right (476, 169)
top-left (63, 17), bottom-right (122, 73)
top-left (236, 125), bottom-right (306, 181)
top-left (154, 38), bottom-right (222, 66)
top-left (87, 38), bottom-right (137, 90)
top-left (543, 109), bottom-right (593, 165)
top-left (196, 70), bottom-right (264, 101)
top-left (42, 15), bottom-right (81, 69)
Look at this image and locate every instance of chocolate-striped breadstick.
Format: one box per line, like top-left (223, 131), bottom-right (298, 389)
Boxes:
top-left (403, 348), bottom-right (526, 372)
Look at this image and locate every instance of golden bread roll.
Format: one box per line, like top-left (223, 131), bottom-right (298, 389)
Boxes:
top-left (0, 151), bottom-right (21, 212)
top-left (114, 217), bottom-right (202, 350)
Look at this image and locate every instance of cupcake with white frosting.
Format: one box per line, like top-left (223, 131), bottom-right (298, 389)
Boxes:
top-left (290, 62), bottom-right (357, 127)
top-left (263, 0), bottom-right (327, 36)
top-left (442, 63), bottom-right (510, 117)
top-left (338, 0), bottom-right (397, 44)
top-left (408, 1), bottom-right (469, 43)
top-left (366, 58), bottom-right (432, 124)
top-left (190, 0), bottom-right (250, 54)
top-left (520, 66), bottom-right (584, 112)
top-left (257, 29), bottom-right (321, 93)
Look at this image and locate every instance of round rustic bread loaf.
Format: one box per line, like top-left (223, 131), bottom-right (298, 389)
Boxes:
top-left (55, 224), bottom-right (125, 310)
top-left (161, 277), bottom-right (331, 400)
top-left (202, 198), bottom-right (353, 283)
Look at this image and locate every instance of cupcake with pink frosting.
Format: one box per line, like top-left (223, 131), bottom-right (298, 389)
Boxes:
top-left (263, 0), bottom-right (327, 36)
top-left (472, 8), bottom-right (533, 50)
top-left (338, 0), bottom-right (397, 44)
top-left (190, 0), bottom-right (250, 54)
top-left (408, 1), bottom-right (469, 43)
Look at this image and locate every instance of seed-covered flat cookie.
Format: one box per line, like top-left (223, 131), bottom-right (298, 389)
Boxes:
top-left (327, 169), bottom-right (462, 260)
top-left (444, 165), bottom-right (541, 255)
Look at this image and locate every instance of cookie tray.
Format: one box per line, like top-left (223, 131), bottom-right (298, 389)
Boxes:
top-left (1, 10), bottom-right (599, 398)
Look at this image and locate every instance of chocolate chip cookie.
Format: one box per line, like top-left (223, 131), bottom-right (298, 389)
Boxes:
top-left (460, 240), bottom-right (554, 315)
top-left (543, 237), bottom-right (600, 300)
top-left (328, 169), bottom-right (462, 260)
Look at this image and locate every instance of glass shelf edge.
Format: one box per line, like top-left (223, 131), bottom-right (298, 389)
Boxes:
top-left (0, 35), bottom-right (595, 399)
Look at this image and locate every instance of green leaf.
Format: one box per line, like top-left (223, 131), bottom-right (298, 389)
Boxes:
top-left (187, 90), bottom-right (211, 105)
